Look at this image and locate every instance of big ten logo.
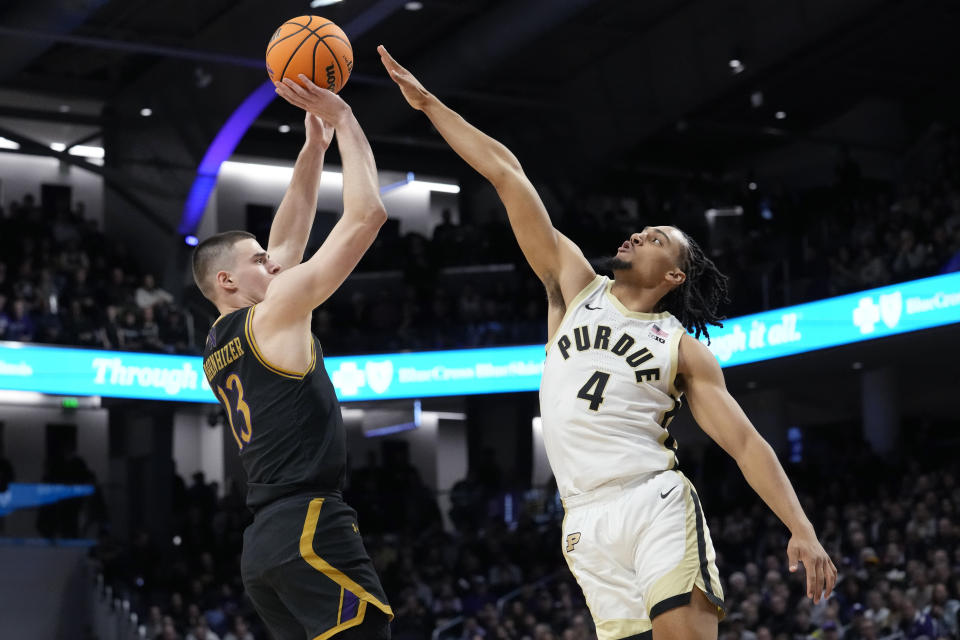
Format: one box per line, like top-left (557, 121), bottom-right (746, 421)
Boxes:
top-left (565, 532), bottom-right (581, 552)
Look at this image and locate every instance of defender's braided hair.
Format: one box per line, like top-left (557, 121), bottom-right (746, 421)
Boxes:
top-left (656, 230), bottom-right (729, 343)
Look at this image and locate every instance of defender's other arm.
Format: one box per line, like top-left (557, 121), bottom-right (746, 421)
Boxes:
top-left (678, 334), bottom-right (838, 603)
top-left (378, 45), bottom-right (593, 304)
top-left (266, 113), bottom-right (335, 270)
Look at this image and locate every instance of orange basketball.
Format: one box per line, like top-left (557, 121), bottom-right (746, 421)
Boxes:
top-left (265, 15), bottom-right (353, 93)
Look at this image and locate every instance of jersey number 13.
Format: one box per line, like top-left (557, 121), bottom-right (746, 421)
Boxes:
top-left (216, 374), bottom-right (253, 449)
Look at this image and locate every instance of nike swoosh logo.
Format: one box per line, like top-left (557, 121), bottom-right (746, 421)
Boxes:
top-left (660, 486), bottom-right (678, 499)
top-left (585, 304), bottom-right (602, 310)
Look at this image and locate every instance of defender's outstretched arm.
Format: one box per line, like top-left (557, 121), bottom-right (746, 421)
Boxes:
top-left (379, 45), bottom-right (594, 306)
top-left (678, 334), bottom-right (838, 603)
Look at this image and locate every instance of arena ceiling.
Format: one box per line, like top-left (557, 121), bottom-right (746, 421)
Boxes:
top-left (1, 0), bottom-right (959, 199)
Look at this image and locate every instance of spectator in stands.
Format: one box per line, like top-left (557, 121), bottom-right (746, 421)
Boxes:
top-left (136, 273), bottom-right (175, 310)
top-left (393, 593), bottom-right (434, 640)
top-left (117, 308), bottom-right (144, 350)
top-left (222, 616), bottom-right (254, 640)
top-left (101, 305), bottom-right (122, 349)
top-left (63, 299), bottom-right (102, 347)
top-left (6, 298), bottom-right (35, 341)
top-left (156, 617), bottom-right (182, 640)
top-left (186, 617), bottom-right (220, 640)
top-left (104, 267), bottom-right (133, 307)
top-left (892, 229), bottom-right (929, 279)
top-left (434, 581), bottom-right (464, 624)
top-left (0, 293), bottom-right (9, 339)
top-left (854, 246), bottom-right (887, 289)
top-left (145, 606), bottom-right (166, 638)
top-left (902, 596), bottom-right (937, 638)
top-left (488, 557), bottom-right (522, 594)
top-left (141, 306), bottom-right (164, 351)
top-left (0, 262), bottom-right (10, 298)
top-left (160, 307), bottom-right (192, 353)
top-left (462, 576), bottom-right (496, 616)
top-left (928, 583), bottom-right (960, 637)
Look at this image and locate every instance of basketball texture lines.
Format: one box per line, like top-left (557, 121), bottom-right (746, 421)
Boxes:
top-left (266, 15), bottom-right (353, 93)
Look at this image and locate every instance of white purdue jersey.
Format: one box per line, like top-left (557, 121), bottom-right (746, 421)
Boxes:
top-left (540, 275), bottom-right (685, 499)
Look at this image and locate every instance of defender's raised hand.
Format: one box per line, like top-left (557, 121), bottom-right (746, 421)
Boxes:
top-left (787, 532), bottom-right (838, 603)
top-left (275, 75), bottom-right (352, 126)
top-left (378, 45), bottom-right (432, 111)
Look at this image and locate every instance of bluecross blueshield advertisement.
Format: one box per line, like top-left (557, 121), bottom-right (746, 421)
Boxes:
top-left (0, 272), bottom-right (958, 402)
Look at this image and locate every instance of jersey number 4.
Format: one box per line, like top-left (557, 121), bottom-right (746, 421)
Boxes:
top-left (216, 374), bottom-right (253, 450)
top-left (577, 371), bottom-right (610, 411)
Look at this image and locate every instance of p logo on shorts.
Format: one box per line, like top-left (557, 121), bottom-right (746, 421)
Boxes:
top-left (565, 532), bottom-right (581, 552)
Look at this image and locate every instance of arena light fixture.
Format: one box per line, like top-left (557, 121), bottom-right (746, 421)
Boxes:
top-left (184, 235), bottom-right (199, 246)
top-left (704, 206), bottom-right (744, 222)
top-left (403, 171), bottom-right (460, 193)
top-left (310, 0), bottom-right (343, 7)
top-left (277, 124), bottom-right (291, 133)
top-left (412, 180), bottom-right (460, 193)
top-left (405, 1), bottom-right (424, 9)
top-left (775, 110), bottom-right (787, 120)
top-left (221, 160), bottom-right (344, 186)
top-left (140, 107), bottom-right (153, 117)
top-left (728, 58), bottom-right (745, 74)
top-left (49, 143), bottom-right (105, 159)
top-left (0, 137), bottom-right (20, 150)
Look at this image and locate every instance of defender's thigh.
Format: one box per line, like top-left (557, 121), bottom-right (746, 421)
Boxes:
top-left (562, 501), bottom-right (651, 640)
top-left (651, 587), bottom-right (718, 640)
top-left (633, 473), bottom-right (724, 623)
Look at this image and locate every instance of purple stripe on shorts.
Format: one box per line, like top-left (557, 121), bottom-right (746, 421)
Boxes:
top-left (342, 589), bottom-right (360, 622)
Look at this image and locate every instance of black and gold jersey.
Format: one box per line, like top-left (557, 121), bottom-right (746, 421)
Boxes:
top-left (202, 305), bottom-right (345, 511)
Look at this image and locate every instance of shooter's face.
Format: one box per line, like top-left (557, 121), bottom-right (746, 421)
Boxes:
top-left (224, 238), bottom-right (282, 303)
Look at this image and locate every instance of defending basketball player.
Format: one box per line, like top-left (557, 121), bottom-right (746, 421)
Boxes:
top-left (380, 46), bottom-right (836, 640)
top-left (193, 77), bottom-right (392, 640)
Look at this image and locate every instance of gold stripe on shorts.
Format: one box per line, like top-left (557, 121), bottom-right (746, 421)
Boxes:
top-left (647, 477), bottom-right (725, 620)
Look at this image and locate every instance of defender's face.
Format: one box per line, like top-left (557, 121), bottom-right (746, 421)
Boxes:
top-left (225, 238), bottom-right (282, 302)
top-left (614, 226), bottom-right (687, 284)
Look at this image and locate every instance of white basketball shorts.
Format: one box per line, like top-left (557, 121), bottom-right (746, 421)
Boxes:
top-left (560, 469), bottom-right (725, 640)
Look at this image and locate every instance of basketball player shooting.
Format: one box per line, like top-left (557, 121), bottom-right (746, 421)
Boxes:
top-left (192, 77), bottom-right (392, 640)
top-left (380, 46), bottom-right (836, 640)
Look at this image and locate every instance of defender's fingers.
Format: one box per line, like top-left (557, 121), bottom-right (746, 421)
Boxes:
top-left (787, 545), bottom-right (800, 573)
top-left (377, 44), bottom-right (396, 66)
top-left (824, 561), bottom-right (838, 598)
top-left (811, 557), bottom-right (825, 602)
top-left (377, 45), bottom-right (407, 74)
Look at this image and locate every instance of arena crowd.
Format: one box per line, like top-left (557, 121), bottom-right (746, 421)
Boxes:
top-left (79, 421), bottom-right (960, 640)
